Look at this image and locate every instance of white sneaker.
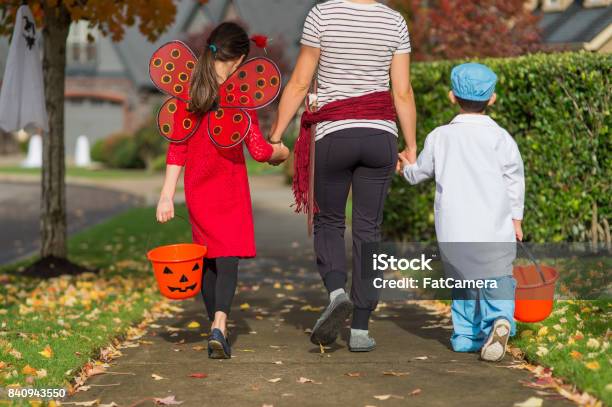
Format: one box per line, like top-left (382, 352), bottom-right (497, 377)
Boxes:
top-left (480, 318), bottom-right (511, 362)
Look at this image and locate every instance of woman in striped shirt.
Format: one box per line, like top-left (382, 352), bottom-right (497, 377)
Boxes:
top-left (269, 0), bottom-right (417, 352)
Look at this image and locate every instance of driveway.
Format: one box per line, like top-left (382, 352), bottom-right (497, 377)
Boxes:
top-left (0, 182), bottom-right (142, 265)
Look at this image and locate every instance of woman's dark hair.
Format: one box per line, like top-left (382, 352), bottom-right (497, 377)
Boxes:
top-left (189, 22), bottom-right (250, 116)
top-left (455, 96), bottom-right (489, 113)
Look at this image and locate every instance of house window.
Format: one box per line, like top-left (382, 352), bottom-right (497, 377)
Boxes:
top-left (67, 21), bottom-right (98, 67)
top-left (542, 0), bottom-right (573, 11)
top-left (583, 0), bottom-right (611, 7)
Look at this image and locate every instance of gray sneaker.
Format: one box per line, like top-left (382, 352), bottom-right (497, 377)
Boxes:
top-left (349, 333), bottom-right (377, 352)
top-left (480, 318), bottom-right (511, 362)
top-left (310, 293), bottom-right (353, 346)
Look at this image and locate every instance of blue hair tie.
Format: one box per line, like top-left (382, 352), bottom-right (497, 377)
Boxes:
top-left (209, 44), bottom-right (217, 53)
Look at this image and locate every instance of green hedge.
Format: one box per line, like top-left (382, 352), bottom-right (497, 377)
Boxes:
top-left (384, 52), bottom-right (611, 243)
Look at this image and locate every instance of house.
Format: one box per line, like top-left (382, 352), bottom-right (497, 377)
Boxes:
top-left (531, 0), bottom-right (612, 52)
top-left (1, 0), bottom-right (609, 157)
top-left (0, 0), bottom-right (316, 157)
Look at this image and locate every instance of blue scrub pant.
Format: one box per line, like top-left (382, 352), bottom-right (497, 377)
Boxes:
top-left (450, 276), bottom-right (517, 352)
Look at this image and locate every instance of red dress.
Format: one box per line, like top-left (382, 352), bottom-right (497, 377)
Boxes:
top-left (166, 110), bottom-right (273, 258)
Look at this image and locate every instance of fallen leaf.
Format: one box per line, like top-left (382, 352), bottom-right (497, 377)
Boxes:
top-left (584, 361), bottom-right (600, 371)
top-left (373, 394), bottom-right (405, 400)
top-left (39, 345), bottom-right (53, 359)
top-left (77, 385), bottom-right (91, 392)
top-left (267, 378), bottom-right (282, 383)
top-left (192, 345), bottom-right (207, 351)
top-left (345, 372), bottom-right (362, 377)
top-left (189, 373), bottom-right (208, 379)
top-left (22, 365), bottom-right (37, 376)
top-left (586, 338), bottom-right (600, 349)
top-left (154, 395), bottom-right (184, 405)
top-left (410, 388), bottom-right (422, 396)
top-left (382, 371), bottom-right (409, 377)
top-left (513, 397), bottom-right (543, 407)
top-left (152, 373), bottom-right (165, 380)
top-left (187, 321), bottom-right (200, 329)
top-left (240, 303), bottom-right (250, 310)
top-left (570, 350), bottom-right (582, 360)
top-left (73, 401), bottom-right (100, 407)
top-left (297, 377), bottom-right (314, 384)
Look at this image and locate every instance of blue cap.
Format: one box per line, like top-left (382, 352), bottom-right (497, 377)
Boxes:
top-left (451, 63), bottom-right (497, 102)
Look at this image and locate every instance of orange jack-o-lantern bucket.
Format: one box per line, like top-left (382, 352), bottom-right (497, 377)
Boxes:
top-left (146, 215), bottom-right (207, 300)
top-left (513, 242), bottom-right (559, 323)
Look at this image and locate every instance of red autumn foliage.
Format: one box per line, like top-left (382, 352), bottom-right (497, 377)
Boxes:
top-left (389, 0), bottom-right (542, 61)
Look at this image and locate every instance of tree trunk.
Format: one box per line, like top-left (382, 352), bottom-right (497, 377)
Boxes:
top-left (40, 4), bottom-right (70, 258)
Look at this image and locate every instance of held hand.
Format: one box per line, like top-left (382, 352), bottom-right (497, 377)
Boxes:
top-left (513, 219), bottom-right (523, 241)
top-left (396, 152), bottom-right (412, 173)
top-left (156, 195), bottom-right (174, 223)
top-left (268, 143), bottom-right (290, 166)
top-left (401, 147), bottom-right (417, 164)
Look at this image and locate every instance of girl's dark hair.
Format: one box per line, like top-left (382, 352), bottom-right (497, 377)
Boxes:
top-left (189, 22), bottom-right (250, 115)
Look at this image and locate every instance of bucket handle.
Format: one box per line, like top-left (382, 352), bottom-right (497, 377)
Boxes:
top-left (517, 240), bottom-right (546, 284)
top-left (145, 213), bottom-right (207, 254)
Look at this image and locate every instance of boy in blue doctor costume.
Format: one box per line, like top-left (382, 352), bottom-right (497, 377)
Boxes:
top-left (399, 63), bottom-right (525, 362)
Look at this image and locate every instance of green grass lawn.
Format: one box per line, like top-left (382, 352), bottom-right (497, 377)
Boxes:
top-left (510, 252), bottom-right (611, 404)
top-left (513, 300), bottom-right (611, 404)
top-left (0, 205), bottom-right (192, 396)
top-left (0, 166), bottom-right (151, 180)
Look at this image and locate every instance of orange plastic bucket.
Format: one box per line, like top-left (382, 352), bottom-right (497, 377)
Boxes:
top-left (147, 243), bottom-right (207, 300)
top-left (146, 215), bottom-right (207, 300)
top-left (513, 243), bottom-right (559, 323)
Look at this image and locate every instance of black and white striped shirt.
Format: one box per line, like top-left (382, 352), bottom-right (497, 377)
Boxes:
top-left (301, 0), bottom-right (411, 140)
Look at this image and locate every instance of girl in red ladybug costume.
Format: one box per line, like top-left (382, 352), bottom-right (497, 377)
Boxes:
top-left (155, 22), bottom-right (289, 359)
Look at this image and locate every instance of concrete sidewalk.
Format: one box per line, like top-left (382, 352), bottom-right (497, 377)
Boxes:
top-left (67, 175), bottom-right (570, 407)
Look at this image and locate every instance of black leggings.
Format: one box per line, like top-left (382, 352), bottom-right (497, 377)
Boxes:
top-left (314, 128), bottom-right (397, 330)
top-left (201, 257), bottom-right (239, 321)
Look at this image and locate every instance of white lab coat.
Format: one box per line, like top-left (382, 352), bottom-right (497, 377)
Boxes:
top-left (403, 115), bottom-right (525, 279)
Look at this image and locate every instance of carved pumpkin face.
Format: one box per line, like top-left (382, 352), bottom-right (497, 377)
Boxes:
top-left (163, 261), bottom-right (201, 293)
top-left (148, 243), bottom-right (207, 300)
top-left (152, 257), bottom-right (204, 300)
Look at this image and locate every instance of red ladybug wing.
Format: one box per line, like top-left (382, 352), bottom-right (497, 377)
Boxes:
top-left (218, 57), bottom-right (281, 109)
top-left (207, 108), bottom-right (251, 148)
top-left (157, 97), bottom-right (201, 142)
top-left (149, 41), bottom-right (196, 102)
